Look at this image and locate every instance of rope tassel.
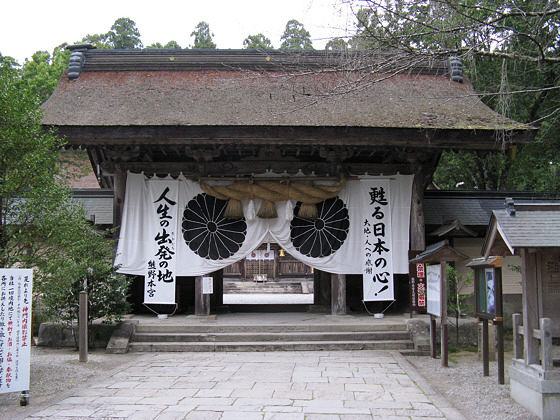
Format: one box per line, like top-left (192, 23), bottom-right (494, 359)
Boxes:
top-left (224, 199), bottom-right (244, 219)
top-left (257, 200), bottom-right (278, 219)
top-left (298, 202), bottom-right (318, 220)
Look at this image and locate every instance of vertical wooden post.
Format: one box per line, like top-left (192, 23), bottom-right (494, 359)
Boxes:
top-left (195, 276), bottom-right (210, 316)
top-left (331, 274), bottom-right (346, 315)
top-left (430, 315), bottom-right (437, 359)
top-left (79, 291), bottom-right (88, 362)
top-left (512, 313), bottom-right (523, 360)
top-left (482, 319), bottom-right (489, 376)
top-left (112, 170), bottom-right (128, 244)
top-left (440, 261), bottom-right (448, 367)
top-left (541, 318), bottom-right (553, 370)
top-left (313, 270), bottom-right (321, 306)
top-left (212, 269), bottom-right (223, 309)
top-left (495, 266), bottom-right (504, 385)
top-left (321, 270), bottom-right (331, 308)
top-left (496, 321), bottom-right (505, 384)
top-left (521, 249), bottom-right (540, 365)
top-left (410, 168), bottom-right (426, 252)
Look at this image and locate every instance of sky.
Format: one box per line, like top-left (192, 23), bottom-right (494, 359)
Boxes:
top-left (0, 0), bottom-right (357, 64)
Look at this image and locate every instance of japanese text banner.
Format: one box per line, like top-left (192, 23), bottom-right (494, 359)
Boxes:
top-left (361, 179), bottom-right (394, 301)
top-left (144, 178), bottom-right (178, 305)
top-left (0, 269), bottom-right (33, 394)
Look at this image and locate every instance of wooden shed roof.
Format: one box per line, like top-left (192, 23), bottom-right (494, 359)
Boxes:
top-left (482, 200), bottom-right (560, 258)
top-left (41, 48), bottom-right (532, 148)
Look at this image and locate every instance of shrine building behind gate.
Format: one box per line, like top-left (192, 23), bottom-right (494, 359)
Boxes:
top-left (41, 47), bottom-right (533, 315)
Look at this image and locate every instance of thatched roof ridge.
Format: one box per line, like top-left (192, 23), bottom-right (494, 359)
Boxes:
top-left (41, 48), bottom-right (531, 135)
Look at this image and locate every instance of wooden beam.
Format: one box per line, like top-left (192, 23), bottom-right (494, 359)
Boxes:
top-left (49, 125), bottom-right (533, 150)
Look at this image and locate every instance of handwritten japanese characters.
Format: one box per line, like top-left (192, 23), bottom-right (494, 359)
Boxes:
top-left (362, 180), bottom-right (394, 301)
top-left (145, 182), bottom-right (178, 305)
top-left (0, 269), bottom-right (32, 395)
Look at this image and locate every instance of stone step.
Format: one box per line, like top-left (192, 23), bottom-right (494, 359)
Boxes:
top-left (128, 340), bottom-right (415, 352)
top-left (134, 323), bottom-right (408, 334)
top-left (131, 330), bottom-right (411, 343)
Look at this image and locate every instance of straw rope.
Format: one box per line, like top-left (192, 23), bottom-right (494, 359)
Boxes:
top-left (199, 177), bottom-right (346, 204)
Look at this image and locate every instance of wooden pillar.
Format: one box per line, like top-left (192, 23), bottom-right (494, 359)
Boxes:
top-left (211, 269), bottom-right (224, 309)
top-left (320, 270), bottom-right (331, 307)
top-left (521, 249), bottom-right (540, 365)
top-left (112, 170), bottom-right (128, 243)
top-left (331, 273), bottom-right (346, 315)
top-left (195, 276), bottom-right (210, 316)
top-left (430, 315), bottom-right (437, 359)
top-left (313, 270), bottom-right (321, 306)
top-left (482, 319), bottom-right (490, 376)
top-left (440, 261), bottom-right (448, 367)
top-left (410, 168), bottom-right (426, 252)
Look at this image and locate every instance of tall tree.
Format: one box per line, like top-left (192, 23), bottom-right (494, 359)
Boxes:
top-left (19, 44), bottom-right (70, 103)
top-left (243, 34), bottom-right (274, 49)
top-left (348, 0), bottom-right (560, 190)
top-left (81, 17), bottom-right (143, 49)
top-left (190, 21), bottom-right (217, 49)
top-left (325, 37), bottom-right (348, 51)
top-left (280, 19), bottom-right (314, 50)
top-left (0, 57), bottom-right (130, 325)
top-left (107, 17), bottom-right (143, 49)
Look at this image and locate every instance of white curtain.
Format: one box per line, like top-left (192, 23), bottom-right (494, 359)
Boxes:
top-left (115, 173), bottom-right (413, 302)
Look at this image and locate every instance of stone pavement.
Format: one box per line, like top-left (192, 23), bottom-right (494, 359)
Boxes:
top-left (21, 350), bottom-right (465, 420)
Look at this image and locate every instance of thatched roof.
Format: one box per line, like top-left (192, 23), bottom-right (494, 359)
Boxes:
top-left (42, 49), bottom-right (529, 133)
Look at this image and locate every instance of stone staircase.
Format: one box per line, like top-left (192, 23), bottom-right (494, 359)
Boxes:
top-left (127, 322), bottom-right (416, 353)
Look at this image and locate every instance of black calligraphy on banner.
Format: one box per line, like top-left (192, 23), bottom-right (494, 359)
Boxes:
top-left (362, 181), bottom-right (394, 301)
top-left (145, 183), bottom-right (178, 304)
top-left (0, 269), bottom-right (32, 395)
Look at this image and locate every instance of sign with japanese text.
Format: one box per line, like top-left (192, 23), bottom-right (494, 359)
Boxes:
top-left (145, 180), bottom-right (178, 305)
top-left (408, 252), bottom-right (427, 313)
top-left (0, 269), bottom-right (32, 394)
top-left (202, 277), bottom-right (213, 294)
top-left (362, 179), bottom-right (394, 301)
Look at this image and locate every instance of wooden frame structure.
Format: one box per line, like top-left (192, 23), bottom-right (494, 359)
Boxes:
top-left (409, 240), bottom-right (468, 367)
top-left (482, 199), bottom-right (560, 418)
top-left (42, 47), bottom-right (533, 315)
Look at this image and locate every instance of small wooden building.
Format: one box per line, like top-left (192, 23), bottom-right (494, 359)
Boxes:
top-left (42, 47), bottom-right (532, 314)
top-left (482, 200), bottom-right (560, 419)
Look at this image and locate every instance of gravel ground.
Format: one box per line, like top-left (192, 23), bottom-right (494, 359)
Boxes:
top-left (0, 344), bottom-right (540, 420)
top-left (405, 350), bottom-right (539, 420)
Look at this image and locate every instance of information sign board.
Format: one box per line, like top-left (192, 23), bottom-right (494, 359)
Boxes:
top-left (0, 269), bottom-right (33, 395)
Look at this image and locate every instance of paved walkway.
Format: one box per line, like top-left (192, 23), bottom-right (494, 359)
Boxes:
top-left (22, 349), bottom-right (464, 420)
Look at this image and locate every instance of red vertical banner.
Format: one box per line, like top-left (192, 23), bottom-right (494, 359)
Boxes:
top-left (409, 251), bottom-right (427, 313)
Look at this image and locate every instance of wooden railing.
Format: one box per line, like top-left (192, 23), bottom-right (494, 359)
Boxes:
top-left (513, 314), bottom-right (553, 371)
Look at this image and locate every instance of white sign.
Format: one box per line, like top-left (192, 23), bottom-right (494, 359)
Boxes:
top-left (362, 179), bottom-right (394, 301)
top-left (145, 180), bottom-right (178, 305)
top-left (202, 277), bottom-right (213, 294)
top-left (0, 269), bottom-right (33, 394)
top-left (426, 264), bottom-right (442, 317)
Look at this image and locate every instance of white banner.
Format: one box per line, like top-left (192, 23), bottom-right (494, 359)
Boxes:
top-left (144, 178), bottom-right (179, 305)
top-left (115, 173), bottom-right (414, 303)
top-left (0, 269), bottom-right (32, 394)
top-left (361, 179), bottom-right (394, 301)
